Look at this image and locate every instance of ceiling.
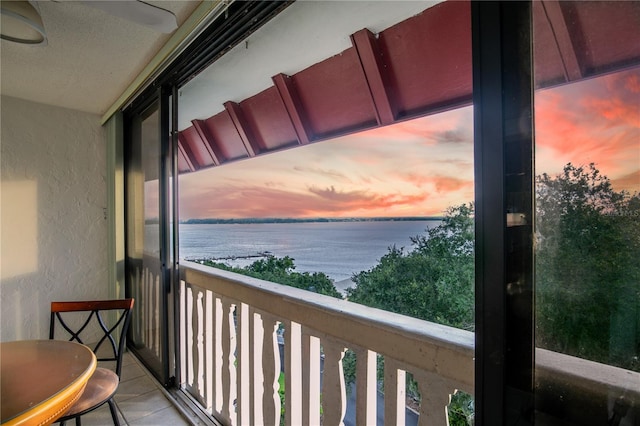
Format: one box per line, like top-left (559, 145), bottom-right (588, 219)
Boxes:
top-left (0, 0), bottom-right (201, 115)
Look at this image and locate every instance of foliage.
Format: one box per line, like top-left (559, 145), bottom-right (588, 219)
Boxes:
top-left (347, 203), bottom-right (475, 331)
top-left (447, 391), bottom-right (474, 426)
top-left (278, 372), bottom-right (285, 426)
top-left (201, 255), bottom-right (343, 298)
top-left (344, 205), bottom-right (475, 425)
top-left (535, 163), bottom-right (640, 370)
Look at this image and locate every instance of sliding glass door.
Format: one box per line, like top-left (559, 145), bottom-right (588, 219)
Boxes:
top-left (125, 96), bottom-right (173, 386)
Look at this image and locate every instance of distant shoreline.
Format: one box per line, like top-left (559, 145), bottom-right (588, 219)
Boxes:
top-left (178, 216), bottom-right (443, 225)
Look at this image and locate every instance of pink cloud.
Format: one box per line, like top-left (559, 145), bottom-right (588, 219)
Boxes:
top-left (432, 176), bottom-right (472, 192)
top-left (401, 173), bottom-right (472, 193)
top-left (307, 185), bottom-right (373, 203)
top-left (625, 72), bottom-right (640, 93)
top-left (347, 107), bottom-right (472, 147)
top-left (179, 180), bottom-right (439, 219)
top-left (293, 166), bottom-right (352, 182)
top-left (611, 169), bottom-right (640, 194)
top-left (535, 67), bottom-right (640, 183)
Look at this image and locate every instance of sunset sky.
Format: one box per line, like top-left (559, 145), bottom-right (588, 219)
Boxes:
top-left (175, 67), bottom-right (639, 220)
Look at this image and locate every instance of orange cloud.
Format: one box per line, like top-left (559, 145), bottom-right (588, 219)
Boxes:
top-left (401, 173), bottom-right (472, 193)
top-left (179, 182), bottom-right (436, 219)
top-left (625, 72), bottom-right (640, 93)
top-left (307, 185), bottom-right (373, 203)
top-left (535, 67), bottom-right (640, 184)
top-left (349, 119), bottom-right (436, 144)
top-left (432, 176), bottom-right (473, 192)
top-left (348, 107), bottom-right (473, 147)
top-left (611, 170), bottom-right (640, 194)
top-left (177, 105), bottom-right (476, 219)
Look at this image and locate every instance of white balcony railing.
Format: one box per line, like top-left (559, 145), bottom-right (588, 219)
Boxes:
top-left (178, 260), bottom-right (475, 426)
top-left (125, 259), bottom-right (640, 425)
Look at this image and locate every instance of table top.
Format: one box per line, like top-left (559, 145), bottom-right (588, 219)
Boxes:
top-left (1, 340), bottom-right (97, 426)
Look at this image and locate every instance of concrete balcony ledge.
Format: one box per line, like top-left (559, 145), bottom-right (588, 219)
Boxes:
top-left (182, 260), bottom-right (475, 377)
top-left (536, 348), bottom-right (640, 425)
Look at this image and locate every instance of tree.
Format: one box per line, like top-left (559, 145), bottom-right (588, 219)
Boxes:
top-left (347, 203), bottom-right (475, 330)
top-left (536, 163), bottom-right (640, 371)
top-left (202, 255), bottom-right (342, 298)
top-left (345, 204), bottom-right (475, 425)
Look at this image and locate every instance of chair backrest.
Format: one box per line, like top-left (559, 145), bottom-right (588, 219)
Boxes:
top-left (49, 299), bottom-right (134, 377)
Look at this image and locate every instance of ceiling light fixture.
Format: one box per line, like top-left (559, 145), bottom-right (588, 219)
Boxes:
top-left (0, 0), bottom-right (47, 45)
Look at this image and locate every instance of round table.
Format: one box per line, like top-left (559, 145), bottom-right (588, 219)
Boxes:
top-left (1, 340), bottom-right (97, 426)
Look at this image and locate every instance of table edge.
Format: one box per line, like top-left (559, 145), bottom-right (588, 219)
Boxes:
top-left (1, 341), bottom-right (98, 426)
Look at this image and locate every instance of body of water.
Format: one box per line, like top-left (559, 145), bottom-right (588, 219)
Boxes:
top-left (179, 220), bottom-right (439, 283)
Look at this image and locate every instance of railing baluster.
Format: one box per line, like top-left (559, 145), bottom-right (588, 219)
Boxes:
top-left (284, 321), bottom-right (302, 426)
top-left (147, 270), bottom-right (152, 355)
top-left (302, 330), bottom-right (321, 426)
top-left (261, 312), bottom-right (281, 426)
top-left (143, 268), bottom-right (149, 351)
top-left (237, 302), bottom-right (251, 425)
top-left (221, 298), bottom-right (237, 424)
top-left (191, 286), bottom-right (202, 398)
top-left (415, 371), bottom-right (453, 426)
top-left (179, 280), bottom-right (187, 388)
top-left (322, 338), bottom-right (347, 426)
top-left (204, 290), bottom-right (214, 411)
top-left (384, 358), bottom-right (406, 425)
top-left (130, 269), bottom-right (139, 344)
top-left (212, 296), bottom-right (223, 413)
top-left (153, 272), bottom-right (159, 358)
top-left (251, 308), bottom-right (264, 425)
top-left (184, 284), bottom-right (192, 390)
top-left (356, 348), bottom-right (377, 425)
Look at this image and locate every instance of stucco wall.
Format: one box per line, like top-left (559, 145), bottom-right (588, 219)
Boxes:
top-left (1, 96), bottom-right (108, 341)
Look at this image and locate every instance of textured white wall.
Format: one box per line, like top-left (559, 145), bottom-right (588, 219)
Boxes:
top-left (1, 96), bottom-right (108, 341)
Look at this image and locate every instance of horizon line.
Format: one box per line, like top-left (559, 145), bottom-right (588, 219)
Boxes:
top-left (173, 216), bottom-right (444, 224)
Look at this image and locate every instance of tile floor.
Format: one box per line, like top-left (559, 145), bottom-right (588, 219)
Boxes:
top-left (79, 352), bottom-right (199, 426)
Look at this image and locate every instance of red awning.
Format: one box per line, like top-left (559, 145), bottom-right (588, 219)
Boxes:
top-left (177, 0), bottom-right (640, 175)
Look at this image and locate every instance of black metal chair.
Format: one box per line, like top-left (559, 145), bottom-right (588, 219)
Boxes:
top-left (49, 299), bottom-right (134, 426)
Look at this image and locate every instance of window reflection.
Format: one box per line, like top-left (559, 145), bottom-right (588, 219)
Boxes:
top-left (534, 52), bottom-right (640, 426)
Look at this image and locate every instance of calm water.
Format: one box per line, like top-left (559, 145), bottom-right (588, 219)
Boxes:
top-left (178, 221), bottom-right (439, 283)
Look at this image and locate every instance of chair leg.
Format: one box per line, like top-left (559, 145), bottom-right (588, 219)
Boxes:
top-left (75, 417), bottom-right (81, 426)
top-left (107, 398), bottom-right (120, 426)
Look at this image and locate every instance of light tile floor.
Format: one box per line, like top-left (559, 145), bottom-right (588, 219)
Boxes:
top-left (79, 352), bottom-right (193, 426)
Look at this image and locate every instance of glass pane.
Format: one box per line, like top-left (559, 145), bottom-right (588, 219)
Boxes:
top-left (533, 2), bottom-right (640, 424)
top-left (126, 105), bottom-right (166, 378)
top-left (177, 1), bottom-right (473, 425)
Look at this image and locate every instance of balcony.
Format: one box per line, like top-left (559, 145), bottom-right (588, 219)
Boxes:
top-left (129, 257), bottom-right (639, 425)
top-left (178, 260), bottom-right (473, 426)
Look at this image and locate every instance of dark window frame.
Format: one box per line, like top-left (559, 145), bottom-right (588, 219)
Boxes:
top-left (472, 2), bottom-right (535, 424)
